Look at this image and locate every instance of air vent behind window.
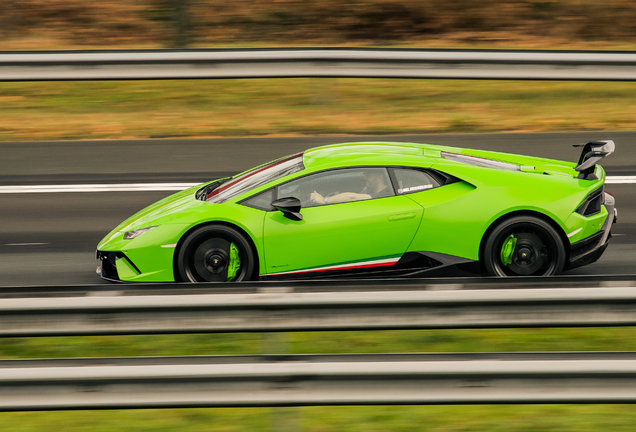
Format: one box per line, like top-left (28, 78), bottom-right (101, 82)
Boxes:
top-left (576, 187), bottom-right (604, 217)
top-left (441, 152), bottom-right (520, 171)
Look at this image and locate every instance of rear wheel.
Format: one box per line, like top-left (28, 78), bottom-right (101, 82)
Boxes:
top-left (483, 216), bottom-right (566, 277)
top-left (176, 225), bottom-right (257, 282)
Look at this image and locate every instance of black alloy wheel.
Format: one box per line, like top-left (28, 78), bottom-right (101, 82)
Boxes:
top-left (176, 225), bottom-right (257, 282)
top-left (483, 215), bottom-right (566, 277)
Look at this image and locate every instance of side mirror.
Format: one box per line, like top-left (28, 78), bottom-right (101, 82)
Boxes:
top-left (271, 197), bottom-right (303, 221)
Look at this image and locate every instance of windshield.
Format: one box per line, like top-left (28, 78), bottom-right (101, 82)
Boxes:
top-left (206, 153), bottom-right (304, 203)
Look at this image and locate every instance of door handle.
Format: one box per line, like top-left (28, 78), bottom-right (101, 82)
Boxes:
top-left (388, 212), bottom-right (417, 222)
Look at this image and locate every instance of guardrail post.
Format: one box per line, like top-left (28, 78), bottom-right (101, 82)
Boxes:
top-left (173, 0), bottom-right (190, 48)
top-left (258, 285), bottom-right (298, 432)
top-left (262, 332), bottom-right (299, 432)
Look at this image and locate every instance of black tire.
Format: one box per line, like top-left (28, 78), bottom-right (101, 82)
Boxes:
top-left (176, 225), bottom-right (257, 282)
top-left (483, 215), bottom-right (566, 277)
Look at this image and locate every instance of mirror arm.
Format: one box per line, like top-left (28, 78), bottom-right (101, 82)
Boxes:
top-left (271, 197), bottom-right (304, 221)
top-left (283, 211), bottom-right (303, 221)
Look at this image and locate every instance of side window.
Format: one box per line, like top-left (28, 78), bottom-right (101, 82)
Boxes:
top-left (240, 189), bottom-right (274, 211)
top-left (277, 167), bottom-right (394, 208)
top-left (392, 168), bottom-right (438, 195)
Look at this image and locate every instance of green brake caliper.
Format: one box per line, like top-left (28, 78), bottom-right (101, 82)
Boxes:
top-left (500, 234), bottom-right (517, 266)
top-left (227, 243), bottom-right (241, 282)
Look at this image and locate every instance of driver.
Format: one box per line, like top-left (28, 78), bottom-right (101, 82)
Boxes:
top-left (310, 170), bottom-right (390, 205)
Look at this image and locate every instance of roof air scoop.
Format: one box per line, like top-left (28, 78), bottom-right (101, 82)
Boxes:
top-left (573, 140), bottom-right (615, 180)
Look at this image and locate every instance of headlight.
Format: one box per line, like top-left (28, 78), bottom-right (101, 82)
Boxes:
top-left (123, 226), bottom-right (158, 240)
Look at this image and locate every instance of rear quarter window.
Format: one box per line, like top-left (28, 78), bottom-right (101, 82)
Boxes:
top-left (391, 168), bottom-right (439, 194)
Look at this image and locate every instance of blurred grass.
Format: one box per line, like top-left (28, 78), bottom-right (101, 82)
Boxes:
top-left (3, 405), bottom-right (636, 432)
top-left (2, 328), bottom-right (636, 359)
top-left (1, 78), bottom-right (636, 141)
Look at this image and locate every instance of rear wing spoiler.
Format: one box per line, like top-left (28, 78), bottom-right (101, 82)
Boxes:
top-left (573, 140), bottom-right (615, 180)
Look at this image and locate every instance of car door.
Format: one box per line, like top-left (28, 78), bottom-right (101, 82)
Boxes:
top-left (261, 167), bottom-right (424, 276)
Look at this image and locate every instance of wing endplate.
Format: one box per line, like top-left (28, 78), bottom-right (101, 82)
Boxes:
top-left (573, 140), bottom-right (615, 180)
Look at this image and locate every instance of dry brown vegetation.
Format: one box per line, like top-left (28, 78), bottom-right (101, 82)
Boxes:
top-left (2, 79), bottom-right (636, 141)
top-left (2, 1), bottom-right (636, 141)
top-left (2, 0), bottom-right (636, 49)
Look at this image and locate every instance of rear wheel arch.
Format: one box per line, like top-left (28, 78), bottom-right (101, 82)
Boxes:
top-left (479, 210), bottom-right (569, 275)
top-left (173, 221), bottom-right (260, 282)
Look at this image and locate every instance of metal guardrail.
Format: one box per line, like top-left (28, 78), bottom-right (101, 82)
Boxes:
top-left (3, 286), bottom-right (636, 411)
top-left (2, 352), bottom-right (636, 410)
top-left (1, 275), bottom-right (635, 298)
top-left (2, 286), bottom-right (636, 336)
top-left (3, 48), bottom-right (636, 81)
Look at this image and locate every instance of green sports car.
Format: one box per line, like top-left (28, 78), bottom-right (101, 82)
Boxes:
top-left (97, 140), bottom-right (616, 282)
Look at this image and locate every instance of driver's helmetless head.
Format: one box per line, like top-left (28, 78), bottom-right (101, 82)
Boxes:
top-left (363, 170), bottom-right (386, 192)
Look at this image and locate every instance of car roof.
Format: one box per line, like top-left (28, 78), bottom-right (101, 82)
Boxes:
top-left (302, 142), bottom-right (450, 169)
top-left (300, 141), bottom-right (577, 178)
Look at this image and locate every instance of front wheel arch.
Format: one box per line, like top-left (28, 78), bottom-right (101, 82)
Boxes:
top-left (173, 221), bottom-right (260, 282)
top-left (479, 210), bottom-right (569, 276)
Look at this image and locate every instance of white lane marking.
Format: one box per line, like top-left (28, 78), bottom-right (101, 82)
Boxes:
top-left (5, 243), bottom-right (49, 246)
top-left (0, 175), bottom-right (633, 194)
top-left (605, 176), bottom-right (636, 184)
top-left (0, 183), bottom-right (200, 193)
top-left (87, 291), bottom-right (123, 297)
top-left (567, 228), bottom-right (582, 238)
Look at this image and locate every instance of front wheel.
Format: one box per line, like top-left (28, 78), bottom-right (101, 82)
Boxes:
top-left (483, 216), bottom-right (566, 277)
top-left (176, 225), bottom-right (257, 282)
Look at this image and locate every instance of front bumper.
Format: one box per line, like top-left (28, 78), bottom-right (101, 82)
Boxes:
top-left (96, 246), bottom-right (178, 282)
top-left (96, 224), bottom-right (189, 282)
top-left (568, 192), bottom-right (616, 270)
top-left (96, 251), bottom-right (140, 283)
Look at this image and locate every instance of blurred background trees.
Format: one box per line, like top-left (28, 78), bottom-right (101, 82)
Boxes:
top-left (2, 0), bottom-right (636, 49)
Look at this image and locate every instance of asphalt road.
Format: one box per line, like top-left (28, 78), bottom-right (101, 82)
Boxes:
top-left (1, 132), bottom-right (634, 287)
